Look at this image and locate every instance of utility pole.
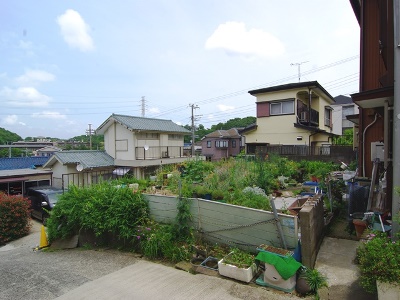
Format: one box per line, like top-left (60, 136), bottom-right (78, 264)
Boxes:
top-left (290, 61), bottom-right (309, 82)
top-left (141, 96), bottom-right (146, 117)
top-left (189, 104), bottom-right (200, 156)
top-left (86, 124), bottom-right (95, 150)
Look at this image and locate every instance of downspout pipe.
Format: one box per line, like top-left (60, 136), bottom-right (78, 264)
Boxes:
top-left (362, 113), bottom-right (378, 177)
top-left (392, 0), bottom-right (400, 239)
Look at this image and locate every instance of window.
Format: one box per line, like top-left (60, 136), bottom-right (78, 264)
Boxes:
top-left (168, 134), bottom-right (182, 140)
top-left (215, 140), bottom-right (228, 148)
top-left (232, 140), bottom-right (236, 148)
top-left (270, 100), bottom-right (294, 115)
top-left (207, 141), bottom-right (211, 148)
top-left (324, 107), bottom-right (332, 127)
top-left (137, 132), bottom-right (159, 140)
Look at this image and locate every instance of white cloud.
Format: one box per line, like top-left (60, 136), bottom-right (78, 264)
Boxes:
top-left (149, 107), bottom-right (160, 114)
top-left (19, 121), bottom-right (26, 126)
top-left (0, 86), bottom-right (51, 106)
top-left (2, 115), bottom-right (18, 125)
top-left (16, 70), bottom-right (55, 85)
top-left (31, 111), bottom-right (67, 119)
top-left (205, 22), bottom-right (285, 59)
top-left (218, 104), bottom-right (235, 111)
top-left (57, 9), bottom-right (94, 52)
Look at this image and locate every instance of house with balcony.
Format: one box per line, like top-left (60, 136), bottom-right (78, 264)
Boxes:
top-left (201, 128), bottom-right (243, 161)
top-left (95, 114), bottom-right (191, 178)
top-left (242, 81), bottom-right (336, 156)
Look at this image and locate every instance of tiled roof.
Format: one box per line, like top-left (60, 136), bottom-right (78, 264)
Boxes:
top-left (43, 150), bottom-right (115, 170)
top-left (248, 81), bottom-right (335, 102)
top-left (333, 95), bottom-right (353, 105)
top-left (96, 114), bottom-right (191, 134)
top-left (0, 157), bottom-right (49, 171)
top-left (205, 128), bottom-right (241, 139)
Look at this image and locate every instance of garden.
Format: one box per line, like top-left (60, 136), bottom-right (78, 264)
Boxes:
top-left (40, 155), bottom-right (346, 297)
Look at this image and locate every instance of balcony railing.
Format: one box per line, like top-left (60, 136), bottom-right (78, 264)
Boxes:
top-left (135, 146), bottom-right (184, 160)
top-left (297, 108), bottom-right (319, 126)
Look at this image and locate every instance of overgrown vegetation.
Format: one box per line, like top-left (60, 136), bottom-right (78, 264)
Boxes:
top-left (46, 182), bottom-right (149, 243)
top-left (157, 156), bottom-right (339, 210)
top-left (0, 193), bottom-right (31, 245)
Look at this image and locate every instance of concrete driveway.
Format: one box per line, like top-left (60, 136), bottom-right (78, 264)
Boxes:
top-left (0, 220), bottom-right (140, 300)
top-left (0, 220), bottom-right (295, 300)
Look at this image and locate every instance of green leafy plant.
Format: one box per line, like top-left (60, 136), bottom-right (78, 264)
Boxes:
top-left (226, 187), bottom-right (271, 211)
top-left (0, 193), bottom-right (31, 245)
top-left (174, 197), bottom-right (193, 242)
top-left (223, 247), bottom-right (255, 269)
top-left (46, 182), bottom-right (149, 243)
top-left (298, 267), bottom-right (328, 299)
top-left (356, 232), bottom-right (400, 293)
top-left (137, 223), bottom-right (191, 262)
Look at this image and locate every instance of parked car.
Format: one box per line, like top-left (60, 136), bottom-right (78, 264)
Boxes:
top-left (27, 186), bottom-right (63, 225)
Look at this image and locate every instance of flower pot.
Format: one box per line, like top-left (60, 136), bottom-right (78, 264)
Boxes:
top-left (296, 277), bottom-right (312, 295)
top-left (352, 219), bottom-right (367, 239)
top-left (218, 253), bottom-right (257, 283)
top-left (377, 280), bottom-right (400, 300)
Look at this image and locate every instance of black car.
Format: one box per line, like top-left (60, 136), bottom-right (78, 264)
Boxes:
top-left (27, 186), bottom-right (63, 225)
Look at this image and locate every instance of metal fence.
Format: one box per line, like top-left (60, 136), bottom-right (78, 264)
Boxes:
top-left (256, 145), bottom-right (356, 164)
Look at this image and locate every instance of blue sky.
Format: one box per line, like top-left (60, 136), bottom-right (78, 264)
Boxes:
top-left (1, 0), bottom-right (360, 139)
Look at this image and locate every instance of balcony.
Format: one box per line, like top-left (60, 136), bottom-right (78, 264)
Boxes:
top-left (135, 146), bottom-right (184, 160)
top-left (297, 108), bottom-right (319, 126)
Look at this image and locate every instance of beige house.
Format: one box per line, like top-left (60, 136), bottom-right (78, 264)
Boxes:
top-left (243, 81), bottom-right (336, 155)
top-left (43, 150), bottom-right (115, 189)
top-left (96, 114), bottom-right (191, 178)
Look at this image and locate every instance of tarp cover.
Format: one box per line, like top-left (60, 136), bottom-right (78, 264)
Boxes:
top-left (256, 251), bottom-right (302, 280)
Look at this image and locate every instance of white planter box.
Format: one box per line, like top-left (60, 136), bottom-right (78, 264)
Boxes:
top-left (377, 280), bottom-right (400, 300)
top-left (218, 253), bottom-right (257, 283)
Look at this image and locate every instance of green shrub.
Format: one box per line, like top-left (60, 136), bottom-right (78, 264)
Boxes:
top-left (137, 223), bottom-right (191, 262)
top-left (0, 193), bottom-right (31, 245)
top-left (46, 182), bottom-right (149, 243)
top-left (356, 232), bottom-right (400, 293)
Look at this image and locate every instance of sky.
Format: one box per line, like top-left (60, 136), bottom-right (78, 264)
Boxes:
top-left (1, 0), bottom-right (360, 140)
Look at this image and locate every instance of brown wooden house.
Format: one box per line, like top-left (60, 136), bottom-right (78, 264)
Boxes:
top-left (349, 0), bottom-right (399, 229)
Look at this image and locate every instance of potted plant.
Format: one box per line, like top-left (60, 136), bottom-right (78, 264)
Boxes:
top-left (218, 248), bottom-right (257, 283)
top-left (296, 267), bottom-right (327, 299)
top-left (356, 231), bottom-right (400, 298)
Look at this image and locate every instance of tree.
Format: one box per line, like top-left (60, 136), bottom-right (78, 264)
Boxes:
top-left (0, 127), bottom-right (22, 145)
top-left (333, 128), bottom-right (353, 145)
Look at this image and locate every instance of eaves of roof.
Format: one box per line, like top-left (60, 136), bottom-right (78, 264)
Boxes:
top-left (43, 150), bottom-right (115, 170)
top-left (248, 81), bottom-right (335, 103)
top-left (96, 114), bottom-right (191, 135)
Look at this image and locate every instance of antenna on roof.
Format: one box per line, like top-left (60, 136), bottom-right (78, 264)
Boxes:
top-left (290, 61), bottom-right (309, 82)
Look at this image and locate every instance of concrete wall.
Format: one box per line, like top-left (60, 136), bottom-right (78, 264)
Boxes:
top-left (144, 194), bottom-right (299, 251)
top-left (299, 195), bottom-right (325, 268)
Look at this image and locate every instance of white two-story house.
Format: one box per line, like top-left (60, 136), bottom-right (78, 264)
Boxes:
top-left (242, 81), bottom-right (336, 155)
top-left (96, 114), bottom-right (191, 178)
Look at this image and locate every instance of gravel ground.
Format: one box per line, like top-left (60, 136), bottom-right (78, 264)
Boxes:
top-left (0, 220), bottom-right (140, 300)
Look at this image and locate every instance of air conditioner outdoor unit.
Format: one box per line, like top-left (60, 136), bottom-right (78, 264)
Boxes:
top-left (162, 151), bottom-right (169, 158)
top-left (299, 111), bottom-right (308, 122)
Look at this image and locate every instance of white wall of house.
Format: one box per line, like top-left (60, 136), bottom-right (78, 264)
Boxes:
top-left (246, 87), bottom-right (334, 146)
top-left (104, 122), bottom-right (116, 158)
top-left (246, 115), bottom-right (310, 145)
top-left (331, 104), bottom-right (359, 135)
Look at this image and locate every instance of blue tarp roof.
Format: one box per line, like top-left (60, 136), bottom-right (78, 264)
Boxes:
top-left (0, 157), bottom-right (49, 171)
